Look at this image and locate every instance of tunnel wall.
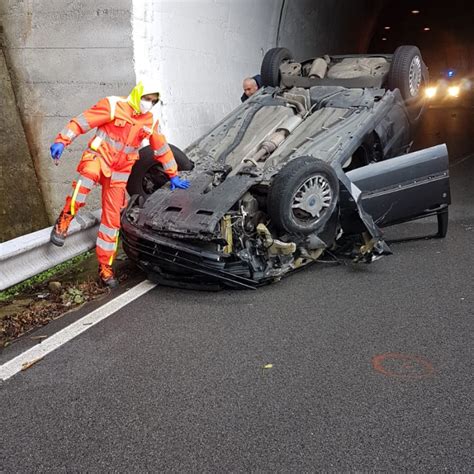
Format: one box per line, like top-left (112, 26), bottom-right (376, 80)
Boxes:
top-left (131, 0), bottom-right (283, 148)
top-left (1, 0), bottom-right (384, 230)
top-left (278, 0), bottom-right (384, 59)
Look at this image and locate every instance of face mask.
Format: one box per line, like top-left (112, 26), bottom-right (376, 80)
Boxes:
top-left (139, 99), bottom-right (154, 114)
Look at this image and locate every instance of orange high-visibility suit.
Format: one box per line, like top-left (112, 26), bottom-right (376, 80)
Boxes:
top-left (55, 94), bottom-right (177, 266)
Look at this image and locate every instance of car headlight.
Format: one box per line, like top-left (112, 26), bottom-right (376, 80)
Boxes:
top-left (425, 87), bottom-right (437, 98)
top-left (448, 86), bottom-right (460, 97)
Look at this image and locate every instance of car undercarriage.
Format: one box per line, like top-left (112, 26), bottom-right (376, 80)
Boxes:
top-left (122, 46), bottom-right (451, 290)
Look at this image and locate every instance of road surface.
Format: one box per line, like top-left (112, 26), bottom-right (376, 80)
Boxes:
top-left (1, 107), bottom-right (472, 471)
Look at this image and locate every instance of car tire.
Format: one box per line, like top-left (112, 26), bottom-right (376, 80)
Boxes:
top-left (268, 157), bottom-right (339, 235)
top-left (261, 47), bottom-right (293, 87)
top-left (387, 45), bottom-right (429, 123)
top-left (126, 144), bottom-right (193, 199)
top-left (388, 45), bottom-right (426, 100)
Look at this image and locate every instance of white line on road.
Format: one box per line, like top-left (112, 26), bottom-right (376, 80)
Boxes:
top-left (0, 280), bottom-right (156, 382)
top-left (450, 152), bottom-right (474, 168)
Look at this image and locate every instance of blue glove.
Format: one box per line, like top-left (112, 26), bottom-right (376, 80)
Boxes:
top-left (50, 143), bottom-right (65, 164)
top-left (170, 175), bottom-right (190, 190)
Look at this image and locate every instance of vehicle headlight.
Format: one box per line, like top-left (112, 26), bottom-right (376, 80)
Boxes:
top-left (448, 86), bottom-right (460, 97)
top-left (425, 87), bottom-right (437, 98)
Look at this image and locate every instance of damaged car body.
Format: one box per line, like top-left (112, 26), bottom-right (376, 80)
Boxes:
top-left (121, 46), bottom-right (451, 289)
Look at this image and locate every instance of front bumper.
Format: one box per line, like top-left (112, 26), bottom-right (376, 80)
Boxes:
top-left (121, 212), bottom-right (259, 290)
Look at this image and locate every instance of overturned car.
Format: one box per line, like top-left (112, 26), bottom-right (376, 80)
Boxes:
top-left (122, 45), bottom-right (450, 289)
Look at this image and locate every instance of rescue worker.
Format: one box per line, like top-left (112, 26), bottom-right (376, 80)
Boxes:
top-left (49, 81), bottom-right (190, 288)
top-left (241, 74), bottom-right (262, 102)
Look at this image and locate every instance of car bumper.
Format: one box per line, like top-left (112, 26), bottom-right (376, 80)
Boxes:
top-left (121, 212), bottom-right (260, 290)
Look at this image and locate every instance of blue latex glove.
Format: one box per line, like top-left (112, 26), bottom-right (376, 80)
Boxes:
top-left (169, 175), bottom-right (190, 190)
top-left (50, 143), bottom-right (65, 165)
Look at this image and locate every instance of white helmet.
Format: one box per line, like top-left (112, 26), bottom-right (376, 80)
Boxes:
top-left (128, 79), bottom-right (161, 113)
top-left (140, 78), bottom-right (160, 97)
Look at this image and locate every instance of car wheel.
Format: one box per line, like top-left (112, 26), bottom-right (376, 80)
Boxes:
top-left (261, 47), bottom-right (293, 87)
top-left (388, 45), bottom-right (425, 100)
top-left (268, 157), bottom-right (339, 235)
top-left (126, 144), bottom-right (193, 199)
top-left (388, 45), bottom-right (428, 122)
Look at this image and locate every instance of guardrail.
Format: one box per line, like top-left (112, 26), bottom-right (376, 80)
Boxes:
top-left (0, 210), bottom-right (101, 291)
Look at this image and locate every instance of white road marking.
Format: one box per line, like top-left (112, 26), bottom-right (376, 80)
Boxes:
top-left (449, 152), bottom-right (474, 168)
top-left (0, 280), bottom-right (156, 382)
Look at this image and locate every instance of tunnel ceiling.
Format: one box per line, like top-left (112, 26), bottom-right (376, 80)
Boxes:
top-left (370, 0), bottom-right (474, 76)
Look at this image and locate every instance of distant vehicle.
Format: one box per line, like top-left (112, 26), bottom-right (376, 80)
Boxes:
top-left (424, 68), bottom-right (474, 106)
top-left (121, 45), bottom-right (450, 290)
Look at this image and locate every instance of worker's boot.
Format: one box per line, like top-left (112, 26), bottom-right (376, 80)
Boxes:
top-left (99, 264), bottom-right (119, 289)
top-left (50, 210), bottom-right (74, 247)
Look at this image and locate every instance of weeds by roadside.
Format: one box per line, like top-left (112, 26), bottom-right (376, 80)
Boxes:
top-left (1, 279), bottom-right (107, 347)
top-left (0, 247), bottom-right (139, 348)
top-left (0, 251), bottom-right (94, 303)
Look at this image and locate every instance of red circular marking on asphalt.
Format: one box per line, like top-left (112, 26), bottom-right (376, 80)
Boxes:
top-left (372, 353), bottom-right (435, 379)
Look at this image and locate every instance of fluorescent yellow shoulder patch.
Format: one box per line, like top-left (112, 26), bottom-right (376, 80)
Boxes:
top-left (128, 82), bottom-right (144, 113)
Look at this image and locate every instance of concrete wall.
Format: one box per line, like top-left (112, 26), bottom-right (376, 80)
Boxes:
top-left (132, 0), bottom-right (283, 149)
top-left (0, 47), bottom-right (49, 242)
top-left (1, 0), bottom-right (385, 235)
top-left (0, 0), bottom-right (135, 222)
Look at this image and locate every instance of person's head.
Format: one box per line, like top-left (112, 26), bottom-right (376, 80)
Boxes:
top-left (128, 80), bottom-right (161, 114)
top-left (140, 92), bottom-right (159, 113)
top-left (243, 77), bottom-right (259, 98)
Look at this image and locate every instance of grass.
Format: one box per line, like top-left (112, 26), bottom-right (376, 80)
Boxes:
top-left (0, 251), bottom-right (94, 303)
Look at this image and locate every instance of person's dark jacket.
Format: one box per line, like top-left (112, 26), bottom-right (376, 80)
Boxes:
top-left (241, 74), bottom-right (262, 102)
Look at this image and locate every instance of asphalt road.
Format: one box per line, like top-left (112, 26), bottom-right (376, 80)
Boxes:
top-left (1, 108), bottom-right (473, 472)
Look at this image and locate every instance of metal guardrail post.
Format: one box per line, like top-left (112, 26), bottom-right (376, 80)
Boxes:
top-left (0, 210), bottom-right (101, 291)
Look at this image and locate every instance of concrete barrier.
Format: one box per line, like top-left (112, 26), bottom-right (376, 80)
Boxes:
top-left (0, 210), bottom-right (101, 291)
